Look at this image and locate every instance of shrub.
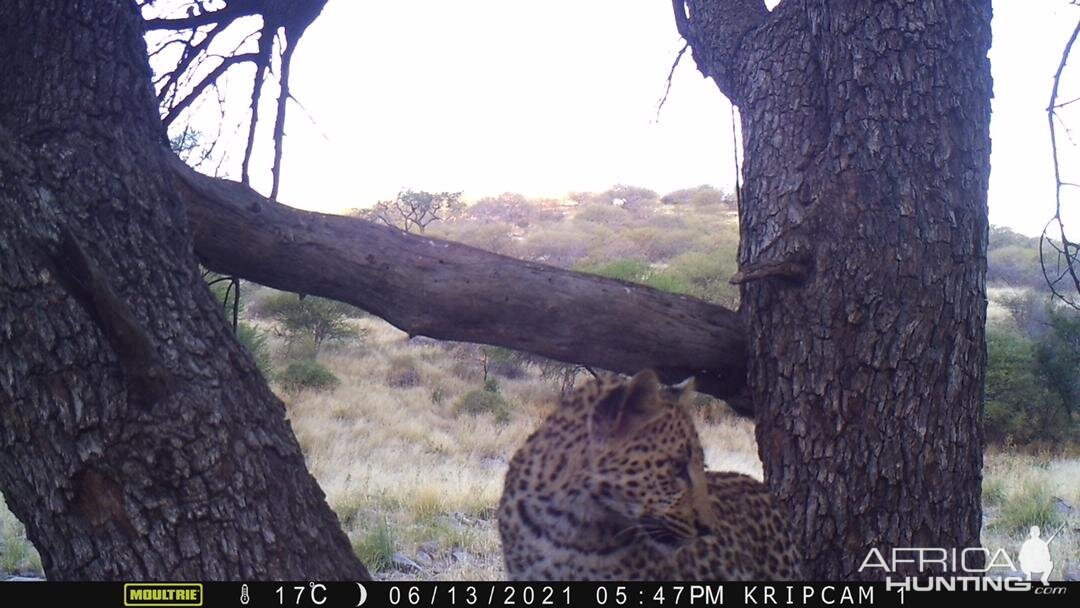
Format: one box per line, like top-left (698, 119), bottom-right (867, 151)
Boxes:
top-left (236, 322), bottom-right (272, 379)
top-left (573, 202), bottom-right (633, 226)
top-left (352, 519), bottom-right (396, 573)
top-left (623, 226), bottom-right (696, 260)
top-left (991, 480), bottom-right (1065, 535)
top-left (518, 226), bottom-right (594, 266)
top-left (987, 245), bottom-right (1041, 288)
top-left (984, 326), bottom-right (1072, 445)
top-left (1036, 305), bottom-right (1080, 417)
top-left (661, 185), bottom-right (732, 207)
top-left (279, 360), bottom-right (340, 393)
top-left (483, 347), bottom-right (528, 380)
top-left (576, 259), bottom-right (691, 296)
top-left (257, 292), bottom-right (364, 356)
top-left (665, 251), bottom-right (740, 306)
top-left (577, 259), bottom-right (652, 283)
top-left (453, 387), bottom-right (511, 424)
top-left (386, 355), bottom-right (422, 388)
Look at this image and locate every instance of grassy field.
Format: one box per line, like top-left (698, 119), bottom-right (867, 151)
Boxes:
top-left (2, 313), bottom-right (1076, 580)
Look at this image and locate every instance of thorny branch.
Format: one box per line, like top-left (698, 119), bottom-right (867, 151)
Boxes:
top-left (142, 0), bottom-right (327, 201)
top-left (1043, 15), bottom-right (1080, 310)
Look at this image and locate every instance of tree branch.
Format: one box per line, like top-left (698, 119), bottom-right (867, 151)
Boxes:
top-left (676, 0), bottom-right (769, 104)
top-left (165, 155), bottom-right (751, 411)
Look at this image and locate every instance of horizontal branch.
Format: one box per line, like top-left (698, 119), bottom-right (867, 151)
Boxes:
top-left (166, 155), bottom-right (751, 411)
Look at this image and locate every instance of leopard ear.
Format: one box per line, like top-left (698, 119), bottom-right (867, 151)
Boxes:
top-left (590, 370), bottom-right (664, 441)
top-left (674, 376), bottom-right (696, 407)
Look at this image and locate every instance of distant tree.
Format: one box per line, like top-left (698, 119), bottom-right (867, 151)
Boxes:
top-left (360, 189), bottom-right (462, 233)
top-left (572, 184), bottom-right (659, 210)
top-left (661, 185), bottom-right (732, 207)
top-left (259, 292), bottom-right (363, 358)
top-left (467, 192), bottom-right (560, 227)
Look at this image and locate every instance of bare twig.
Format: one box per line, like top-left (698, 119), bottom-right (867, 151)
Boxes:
top-left (655, 42), bottom-right (688, 121)
top-left (1042, 15), bottom-right (1080, 310)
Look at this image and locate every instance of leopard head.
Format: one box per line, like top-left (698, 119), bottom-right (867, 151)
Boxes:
top-left (580, 370), bottom-right (718, 551)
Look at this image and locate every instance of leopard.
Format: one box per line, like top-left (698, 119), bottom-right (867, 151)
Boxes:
top-left (497, 369), bottom-right (802, 580)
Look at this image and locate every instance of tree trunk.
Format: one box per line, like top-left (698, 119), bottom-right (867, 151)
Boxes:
top-left (0, 0), bottom-right (368, 580)
top-left (677, 0), bottom-right (990, 579)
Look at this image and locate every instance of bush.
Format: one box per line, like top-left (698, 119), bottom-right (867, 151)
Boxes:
top-left (236, 322), bottom-right (272, 379)
top-left (984, 326), bottom-right (1072, 445)
top-left (623, 227), bottom-right (697, 260)
top-left (483, 346), bottom-right (528, 380)
top-left (991, 480), bottom-right (1065, 535)
top-left (1036, 305), bottom-right (1080, 417)
top-left (576, 259), bottom-right (690, 296)
top-left (453, 386), bottom-right (511, 424)
top-left (386, 355), bottom-right (422, 388)
top-left (279, 360), bottom-right (340, 393)
top-left (661, 185), bottom-right (731, 207)
top-left (987, 245), bottom-right (1041, 289)
top-left (352, 519), bottom-right (397, 573)
top-left (256, 292), bottom-right (364, 356)
top-left (573, 202), bottom-right (634, 227)
top-left (665, 251), bottom-right (740, 306)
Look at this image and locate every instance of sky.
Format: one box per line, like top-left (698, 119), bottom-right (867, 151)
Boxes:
top-left (172, 0), bottom-right (1080, 238)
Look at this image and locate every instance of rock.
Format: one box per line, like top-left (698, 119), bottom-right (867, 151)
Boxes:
top-left (452, 550), bottom-right (469, 563)
top-left (391, 553), bottom-right (423, 574)
top-left (1052, 496), bottom-right (1074, 518)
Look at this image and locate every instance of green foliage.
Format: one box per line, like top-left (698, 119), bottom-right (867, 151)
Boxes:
top-left (453, 385), bottom-right (511, 424)
top-left (984, 326), bottom-right (1073, 445)
top-left (575, 259), bottom-right (690, 296)
top-left (578, 259), bottom-right (651, 283)
top-left (664, 251), bottom-right (740, 306)
top-left (990, 479), bottom-right (1064, 535)
top-left (352, 519), bottom-right (397, 573)
top-left (258, 292), bottom-right (363, 357)
top-left (236, 322), bottom-right (272, 379)
top-left (0, 504), bottom-right (41, 575)
top-left (661, 185), bottom-right (732, 207)
top-left (279, 360), bottom-right (341, 393)
top-left (1036, 305), bottom-right (1080, 416)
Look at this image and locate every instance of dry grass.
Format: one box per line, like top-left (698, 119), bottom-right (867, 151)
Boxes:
top-left (982, 451), bottom-right (1080, 580)
top-left (2, 314), bottom-right (1077, 580)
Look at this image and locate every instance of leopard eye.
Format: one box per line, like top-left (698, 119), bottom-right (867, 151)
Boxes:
top-left (676, 460), bottom-right (692, 483)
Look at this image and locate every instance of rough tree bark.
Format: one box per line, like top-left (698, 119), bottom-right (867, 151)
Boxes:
top-left (0, 1), bottom-right (368, 579)
top-left (677, 0), bottom-right (990, 579)
top-left (170, 156), bottom-right (748, 403)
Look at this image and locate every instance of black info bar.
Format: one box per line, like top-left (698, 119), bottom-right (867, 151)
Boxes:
top-left (0, 580), bottom-right (1074, 607)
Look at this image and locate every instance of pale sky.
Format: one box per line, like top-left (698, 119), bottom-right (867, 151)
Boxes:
top-left (172, 0), bottom-right (1080, 238)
